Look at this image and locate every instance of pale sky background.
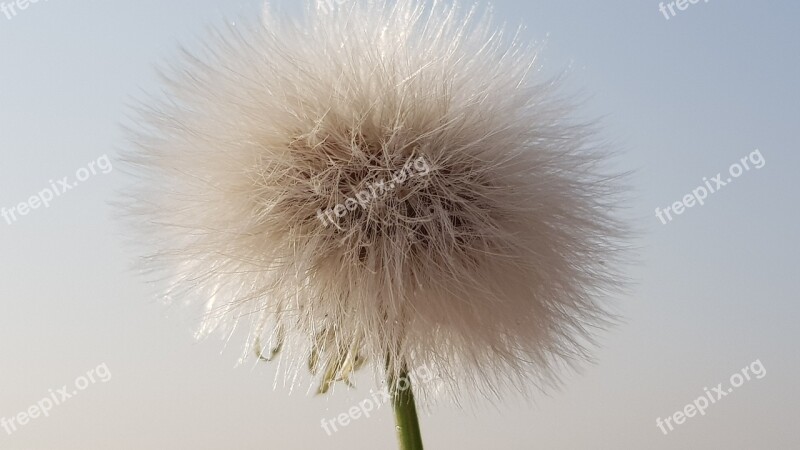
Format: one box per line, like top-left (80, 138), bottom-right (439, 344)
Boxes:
top-left (1, 1), bottom-right (798, 449)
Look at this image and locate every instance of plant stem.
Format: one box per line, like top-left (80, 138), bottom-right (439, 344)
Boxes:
top-left (389, 367), bottom-right (424, 450)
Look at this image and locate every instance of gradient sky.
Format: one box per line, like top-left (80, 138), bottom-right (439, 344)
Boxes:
top-left (1, 1), bottom-right (798, 449)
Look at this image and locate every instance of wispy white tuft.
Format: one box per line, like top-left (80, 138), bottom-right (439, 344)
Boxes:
top-left (121, 0), bottom-right (630, 404)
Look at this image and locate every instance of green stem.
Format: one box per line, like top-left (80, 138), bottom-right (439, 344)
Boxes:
top-left (389, 367), bottom-right (424, 450)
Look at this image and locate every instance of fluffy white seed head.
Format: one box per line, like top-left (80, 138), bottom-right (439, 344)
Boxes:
top-left (122, 0), bottom-right (629, 404)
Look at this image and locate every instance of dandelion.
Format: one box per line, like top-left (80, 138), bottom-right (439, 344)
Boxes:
top-left (121, 1), bottom-right (630, 448)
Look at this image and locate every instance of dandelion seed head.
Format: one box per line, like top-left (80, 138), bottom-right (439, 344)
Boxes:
top-left (122, 0), bottom-right (630, 404)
